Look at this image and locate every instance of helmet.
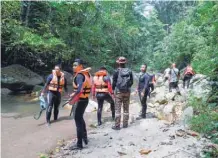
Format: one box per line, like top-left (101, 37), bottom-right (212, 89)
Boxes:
top-left (116, 56), bottom-right (127, 64)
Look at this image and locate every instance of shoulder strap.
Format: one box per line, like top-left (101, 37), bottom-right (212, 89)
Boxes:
top-left (172, 68), bottom-right (179, 77)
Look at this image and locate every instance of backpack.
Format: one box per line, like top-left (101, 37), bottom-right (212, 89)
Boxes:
top-left (116, 68), bottom-right (131, 92)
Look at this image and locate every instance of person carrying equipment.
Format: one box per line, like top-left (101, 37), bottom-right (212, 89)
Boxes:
top-left (69, 59), bottom-right (92, 150)
top-left (41, 65), bottom-right (68, 126)
top-left (112, 57), bottom-right (133, 130)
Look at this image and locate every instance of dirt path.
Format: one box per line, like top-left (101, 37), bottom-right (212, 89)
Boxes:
top-left (1, 109), bottom-right (97, 158)
top-left (52, 102), bottom-right (207, 158)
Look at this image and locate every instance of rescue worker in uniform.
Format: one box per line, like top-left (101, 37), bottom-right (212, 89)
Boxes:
top-left (112, 57), bottom-right (133, 130)
top-left (41, 65), bottom-right (68, 126)
top-left (92, 67), bottom-right (115, 126)
top-left (69, 59), bottom-right (92, 150)
top-left (183, 64), bottom-right (195, 89)
top-left (135, 64), bottom-right (150, 119)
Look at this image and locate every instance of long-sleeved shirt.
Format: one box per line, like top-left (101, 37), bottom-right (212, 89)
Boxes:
top-left (137, 72), bottom-right (150, 92)
top-left (112, 68), bottom-right (133, 91)
top-left (72, 74), bottom-right (84, 97)
top-left (42, 74), bottom-right (68, 93)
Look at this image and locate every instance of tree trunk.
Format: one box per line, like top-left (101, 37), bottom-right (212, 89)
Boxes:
top-left (25, 1), bottom-right (31, 27)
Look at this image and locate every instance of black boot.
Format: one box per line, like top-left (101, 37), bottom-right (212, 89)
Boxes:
top-left (112, 125), bottom-right (120, 130)
top-left (69, 144), bottom-right (83, 150)
top-left (46, 111), bottom-right (52, 125)
top-left (83, 137), bottom-right (88, 145)
top-left (98, 121), bottom-right (102, 126)
top-left (112, 111), bottom-right (115, 120)
top-left (97, 112), bottom-right (102, 126)
top-left (136, 114), bottom-right (146, 120)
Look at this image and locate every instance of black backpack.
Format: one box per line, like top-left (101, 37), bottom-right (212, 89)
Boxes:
top-left (116, 68), bottom-right (131, 92)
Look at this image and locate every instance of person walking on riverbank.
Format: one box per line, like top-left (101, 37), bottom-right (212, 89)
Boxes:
top-left (169, 63), bottom-right (180, 94)
top-left (41, 65), bottom-right (68, 126)
top-left (135, 64), bottom-right (150, 119)
top-left (69, 59), bottom-right (92, 150)
top-left (92, 67), bottom-right (115, 126)
top-left (112, 57), bottom-right (133, 130)
top-left (163, 67), bottom-right (171, 83)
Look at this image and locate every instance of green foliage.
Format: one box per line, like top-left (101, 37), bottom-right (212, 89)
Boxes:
top-left (1, 1), bottom-right (218, 77)
top-left (153, 1), bottom-right (218, 78)
top-left (188, 96), bottom-right (218, 145)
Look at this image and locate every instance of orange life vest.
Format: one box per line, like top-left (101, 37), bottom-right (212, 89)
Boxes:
top-left (93, 70), bottom-right (109, 93)
top-left (184, 66), bottom-right (194, 75)
top-left (73, 68), bottom-right (92, 99)
top-left (48, 70), bottom-right (65, 92)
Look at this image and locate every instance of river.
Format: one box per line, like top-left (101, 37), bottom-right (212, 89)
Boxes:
top-left (1, 88), bottom-right (99, 158)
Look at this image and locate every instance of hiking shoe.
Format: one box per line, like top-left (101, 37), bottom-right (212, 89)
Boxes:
top-left (136, 115), bottom-right (146, 120)
top-left (46, 121), bottom-right (51, 127)
top-left (177, 91), bottom-right (181, 95)
top-left (112, 125), bottom-right (120, 130)
top-left (123, 125), bottom-right (128, 128)
top-left (98, 121), bottom-right (102, 126)
top-left (69, 144), bottom-right (83, 150)
top-left (83, 138), bottom-right (88, 145)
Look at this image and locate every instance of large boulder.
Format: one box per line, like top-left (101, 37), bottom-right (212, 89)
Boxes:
top-left (1, 65), bottom-right (44, 92)
top-left (180, 106), bottom-right (193, 128)
top-left (189, 74), bottom-right (212, 99)
top-left (154, 90), bottom-right (168, 105)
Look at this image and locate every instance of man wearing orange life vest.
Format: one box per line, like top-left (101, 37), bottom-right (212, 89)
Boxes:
top-left (41, 65), bottom-right (68, 126)
top-left (69, 59), bottom-right (92, 150)
top-left (92, 67), bottom-right (115, 126)
top-left (183, 64), bottom-right (195, 89)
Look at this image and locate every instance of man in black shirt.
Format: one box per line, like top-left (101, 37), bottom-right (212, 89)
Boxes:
top-left (135, 64), bottom-right (150, 119)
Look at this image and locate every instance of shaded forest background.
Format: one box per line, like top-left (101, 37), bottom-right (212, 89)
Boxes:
top-left (1, 1), bottom-right (218, 77)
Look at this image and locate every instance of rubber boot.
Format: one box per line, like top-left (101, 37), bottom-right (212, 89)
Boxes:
top-left (97, 112), bottom-right (102, 126)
